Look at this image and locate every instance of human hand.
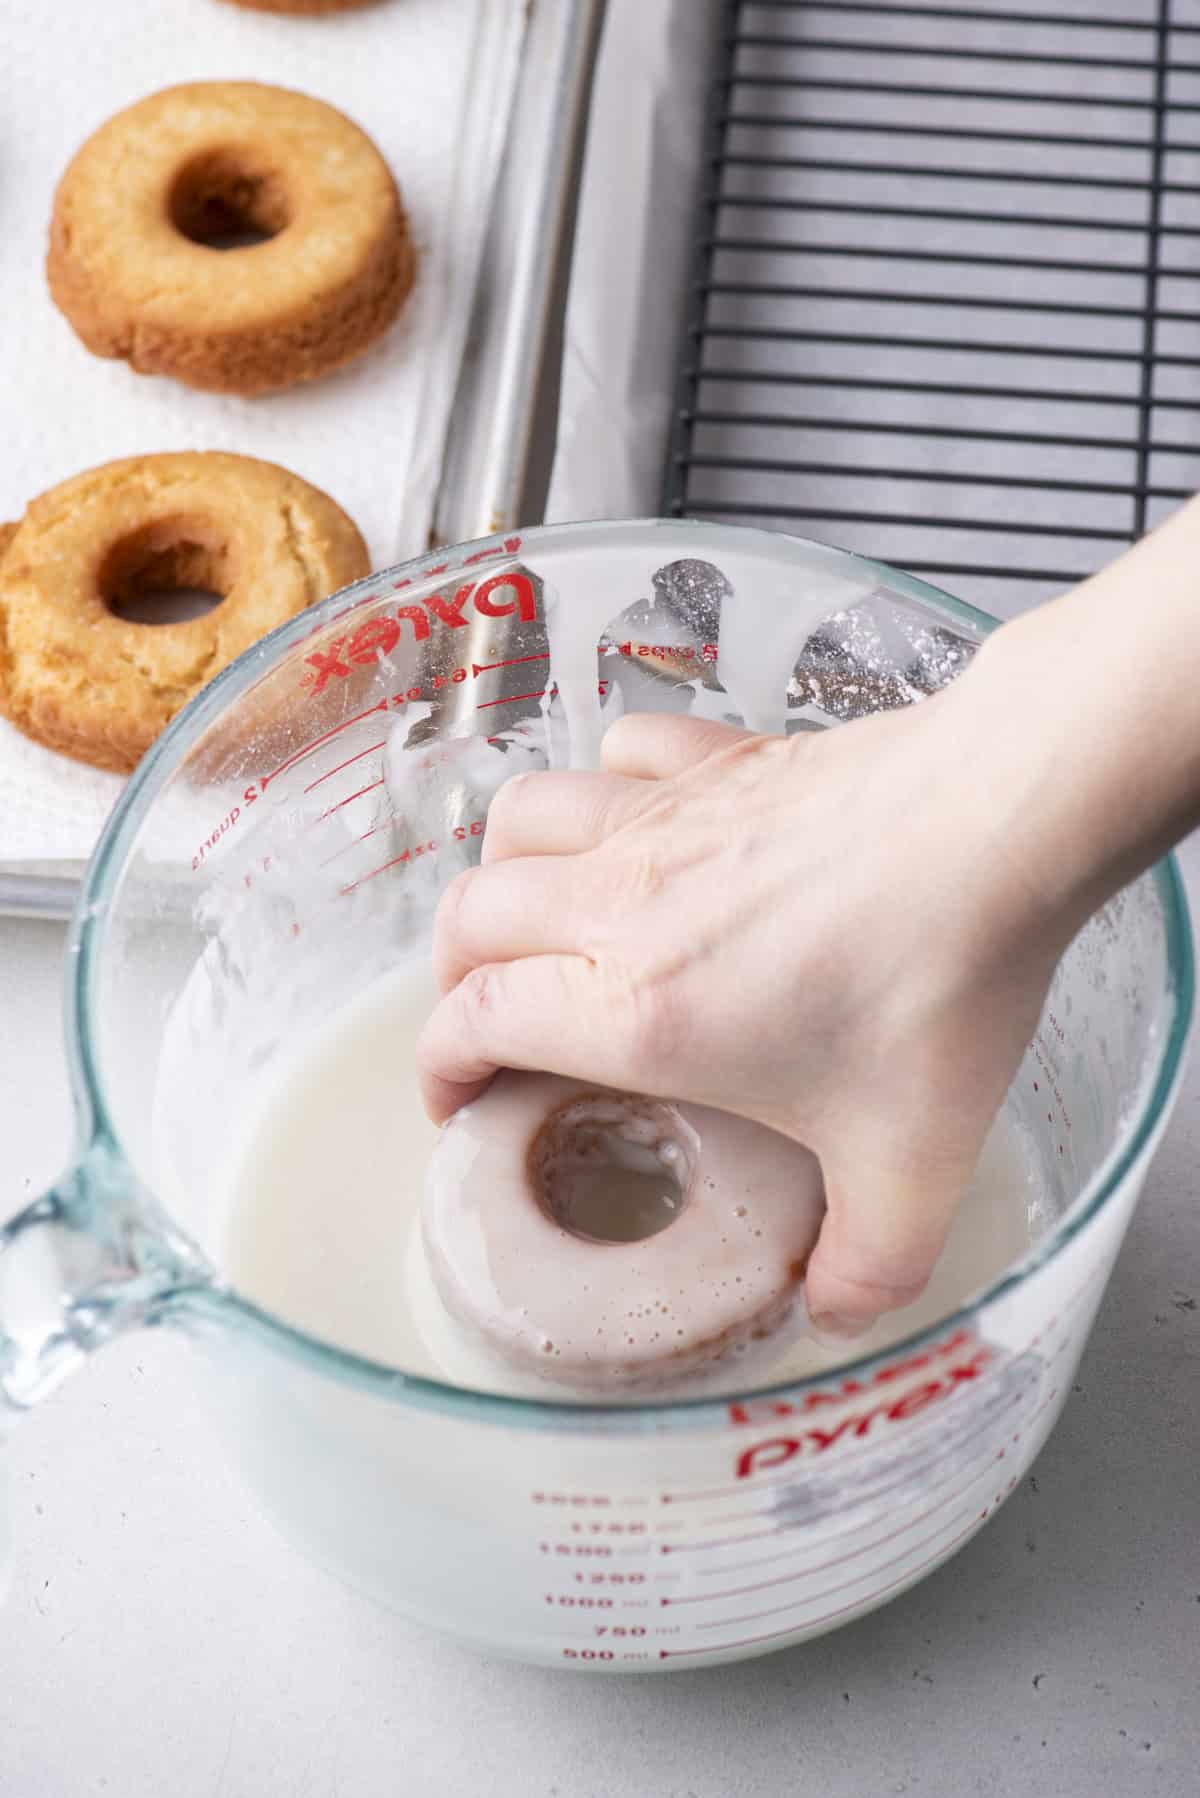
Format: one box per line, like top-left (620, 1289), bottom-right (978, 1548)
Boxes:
top-left (417, 645), bottom-right (1087, 1334)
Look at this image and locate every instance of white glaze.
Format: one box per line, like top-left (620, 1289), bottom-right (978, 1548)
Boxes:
top-left (421, 1072), bottom-right (826, 1392)
top-left (222, 961), bottom-right (1042, 1401)
top-left (224, 546), bottom-right (1040, 1399)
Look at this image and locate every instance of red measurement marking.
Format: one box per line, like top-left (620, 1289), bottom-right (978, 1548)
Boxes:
top-left (659, 1515), bottom-right (983, 1660)
top-left (661, 1375), bottom-right (1033, 1557)
top-left (472, 652), bottom-right (549, 676)
top-left (257, 694), bottom-right (395, 790)
top-left (695, 1503), bottom-right (983, 1634)
top-left (667, 1472), bottom-right (992, 1607)
top-left (320, 823), bottom-right (383, 869)
top-left (697, 1447), bottom-right (1007, 1580)
top-left (698, 1507), bottom-right (986, 1637)
top-left (711, 1387), bottom-right (1024, 1534)
top-left (1029, 1387), bottom-right (1061, 1426)
top-left (476, 687), bottom-right (546, 711)
top-left (313, 777), bottom-right (385, 825)
top-left (303, 739), bottom-right (387, 794)
top-left (341, 851), bottom-right (413, 895)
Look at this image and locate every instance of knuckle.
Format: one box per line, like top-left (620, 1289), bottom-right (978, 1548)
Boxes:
top-left (580, 784), bottom-right (617, 845)
top-left (433, 867), bottom-right (480, 984)
top-left (598, 711), bottom-right (643, 767)
top-left (613, 847), bottom-right (669, 907)
top-left (704, 729), bottom-right (781, 783)
top-left (457, 962), bottom-right (501, 1033)
top-left (438, 866), bottom-right (478, 941)
top-left (486, 770), bottom-right (533, 843)
top-left (617, 972), bottom-right (689, 1078)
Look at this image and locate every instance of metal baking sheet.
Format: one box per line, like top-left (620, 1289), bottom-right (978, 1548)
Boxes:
top-left (0, 0), bottom-right (604, 924)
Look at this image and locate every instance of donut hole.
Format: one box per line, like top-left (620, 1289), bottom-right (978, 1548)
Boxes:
top-left (100, 519), bottom-right (233, 624)
top-left (530, 1094), bottom-right (697, 1245)
top-left (168, 150), bottom-right (290, 250)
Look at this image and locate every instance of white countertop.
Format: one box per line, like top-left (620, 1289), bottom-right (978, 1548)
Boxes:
top-left (1, 848), bottom-right (1198, 1798)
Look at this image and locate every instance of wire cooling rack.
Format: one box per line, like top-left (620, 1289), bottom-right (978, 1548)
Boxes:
top-left (664, 0), bottom-right (1200, 618)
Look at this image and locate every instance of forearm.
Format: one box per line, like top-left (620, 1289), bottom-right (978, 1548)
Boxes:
top-left (955, 495), bottom-right (1200, 937)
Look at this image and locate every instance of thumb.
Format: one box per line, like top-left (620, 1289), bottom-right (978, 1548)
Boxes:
top-left (803, 1116), bottom-right (987, 1335)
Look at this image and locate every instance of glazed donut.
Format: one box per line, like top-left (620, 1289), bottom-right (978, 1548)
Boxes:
top-left (420, 1073), bottom-right (826, 1393)
top-left (48, 82), bottom-right (413, 395)
top-left (0, 452), bottom-right (368, 772)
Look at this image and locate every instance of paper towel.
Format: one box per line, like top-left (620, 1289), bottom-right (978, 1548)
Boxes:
top-left (0, 0), bottom-right (522, 870)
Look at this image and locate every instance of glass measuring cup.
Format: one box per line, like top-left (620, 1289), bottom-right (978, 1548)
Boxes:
top-left (0, 520), bottom-right (1191, 1670)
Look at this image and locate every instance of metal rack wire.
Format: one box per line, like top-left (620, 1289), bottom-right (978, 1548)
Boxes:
top-left (664, 0), bottom-right (1200, 617)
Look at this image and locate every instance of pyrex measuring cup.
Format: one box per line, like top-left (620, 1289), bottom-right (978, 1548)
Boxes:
top-left (0, 520), bottom-right (1191, 1671)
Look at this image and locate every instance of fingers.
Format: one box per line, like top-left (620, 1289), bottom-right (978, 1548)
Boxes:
top-left (482, 770), bottom-right (644, 865)
top-left (804, 1121), bottom-right (982, 1334)
top-left (601, 712), bottom-right (752, 780)
top-left (434, 857), bottom-right (590, 994)
top-left (418, 955), bottom-right (621, 1124)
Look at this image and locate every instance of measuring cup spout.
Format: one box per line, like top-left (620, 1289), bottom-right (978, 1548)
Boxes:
top-left (0, 1143), bottom-right (204, 1414)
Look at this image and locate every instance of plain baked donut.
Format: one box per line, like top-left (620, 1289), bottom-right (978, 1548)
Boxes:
top-left (420, 1073), bottom-right (826, 1393)
top-left (48, 82), bottom-right (413, 395)
top-left (0, 452), bottom-right (369, 772)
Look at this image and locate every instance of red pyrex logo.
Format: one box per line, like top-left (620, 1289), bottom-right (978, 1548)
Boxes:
top-left (729, 1328), bottom-right (993, 1479)
top-left (302, 540), bottom-right (538, 695)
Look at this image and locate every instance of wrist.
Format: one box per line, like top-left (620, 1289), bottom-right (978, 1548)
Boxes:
top-left (952, 556), bottom-right (1200, 944)
top-left (954, 617), bottom-right (1106, 935)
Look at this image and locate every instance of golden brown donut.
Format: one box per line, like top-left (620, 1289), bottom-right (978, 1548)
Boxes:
top-left (0, 453), bottom-right (369, 772)
top-left (48, 82), bottom-right (414, 395)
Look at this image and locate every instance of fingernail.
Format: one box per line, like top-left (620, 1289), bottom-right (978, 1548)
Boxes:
top-left (810, 1311), bottom-right (869, 1341)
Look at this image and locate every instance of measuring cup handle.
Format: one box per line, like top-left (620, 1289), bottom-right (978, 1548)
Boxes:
top-left (0, 1146), bottom-right (193, 1414)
